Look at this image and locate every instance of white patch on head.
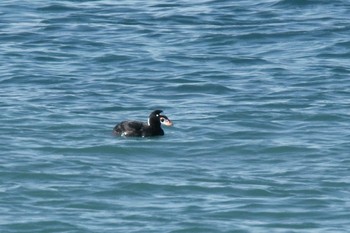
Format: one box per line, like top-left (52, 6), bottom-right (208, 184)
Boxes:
top-left (148, 118), bottom-right (150, 126)
top-left (121, 132), bottom-right (128, 136)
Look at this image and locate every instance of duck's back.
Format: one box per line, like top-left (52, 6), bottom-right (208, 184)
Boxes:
top-left (113, 121), bottom-right (146, 137)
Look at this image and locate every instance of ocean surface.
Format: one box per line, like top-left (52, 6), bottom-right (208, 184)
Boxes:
top-left (1, 0), bottom-right (350, 232)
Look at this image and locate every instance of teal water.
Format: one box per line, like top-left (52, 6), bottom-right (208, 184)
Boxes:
top-left (1, 0), bottom-right (350, 232)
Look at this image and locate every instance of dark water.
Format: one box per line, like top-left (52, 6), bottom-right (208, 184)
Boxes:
top-left (1, 0), bottom-right (350, 232)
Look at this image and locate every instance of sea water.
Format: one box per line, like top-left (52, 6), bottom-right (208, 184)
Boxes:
top-left (1, 0), bottom-right (350, 232)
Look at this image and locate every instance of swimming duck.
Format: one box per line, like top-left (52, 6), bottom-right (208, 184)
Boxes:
top-left (113, 110), bottom-right (173, 137)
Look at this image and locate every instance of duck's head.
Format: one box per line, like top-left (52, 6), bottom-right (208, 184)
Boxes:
top-left (148, 110), bottom-right (173, 127)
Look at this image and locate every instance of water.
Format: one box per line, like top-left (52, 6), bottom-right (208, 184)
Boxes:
top-left (1, 0), bottom-right (350, 232)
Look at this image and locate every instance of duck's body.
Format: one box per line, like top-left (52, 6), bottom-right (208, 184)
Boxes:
top-left (113, 110), bottom-right (172, 137)
top-left (113, 120), bottom-right (164, 137)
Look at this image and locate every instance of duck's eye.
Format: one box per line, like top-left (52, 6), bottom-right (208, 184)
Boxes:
top-left (160, 118), bottom-right (165, 122)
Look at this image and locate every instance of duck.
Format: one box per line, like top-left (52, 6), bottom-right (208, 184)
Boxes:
top-left (113, 110), bottom-right (173, 137)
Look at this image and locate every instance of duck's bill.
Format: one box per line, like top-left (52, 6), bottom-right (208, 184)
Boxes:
top-left (163, 119), bottom-right (173, 126)
top-left (160, 116), bottom-right (173, 126)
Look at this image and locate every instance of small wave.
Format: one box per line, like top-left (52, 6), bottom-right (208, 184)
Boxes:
top-left (273, 0), bottom-right (325, 7)
top-left (37, 4), bottom-right (78, 12)
top-left (173, 83), bottom-right (234, 94)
